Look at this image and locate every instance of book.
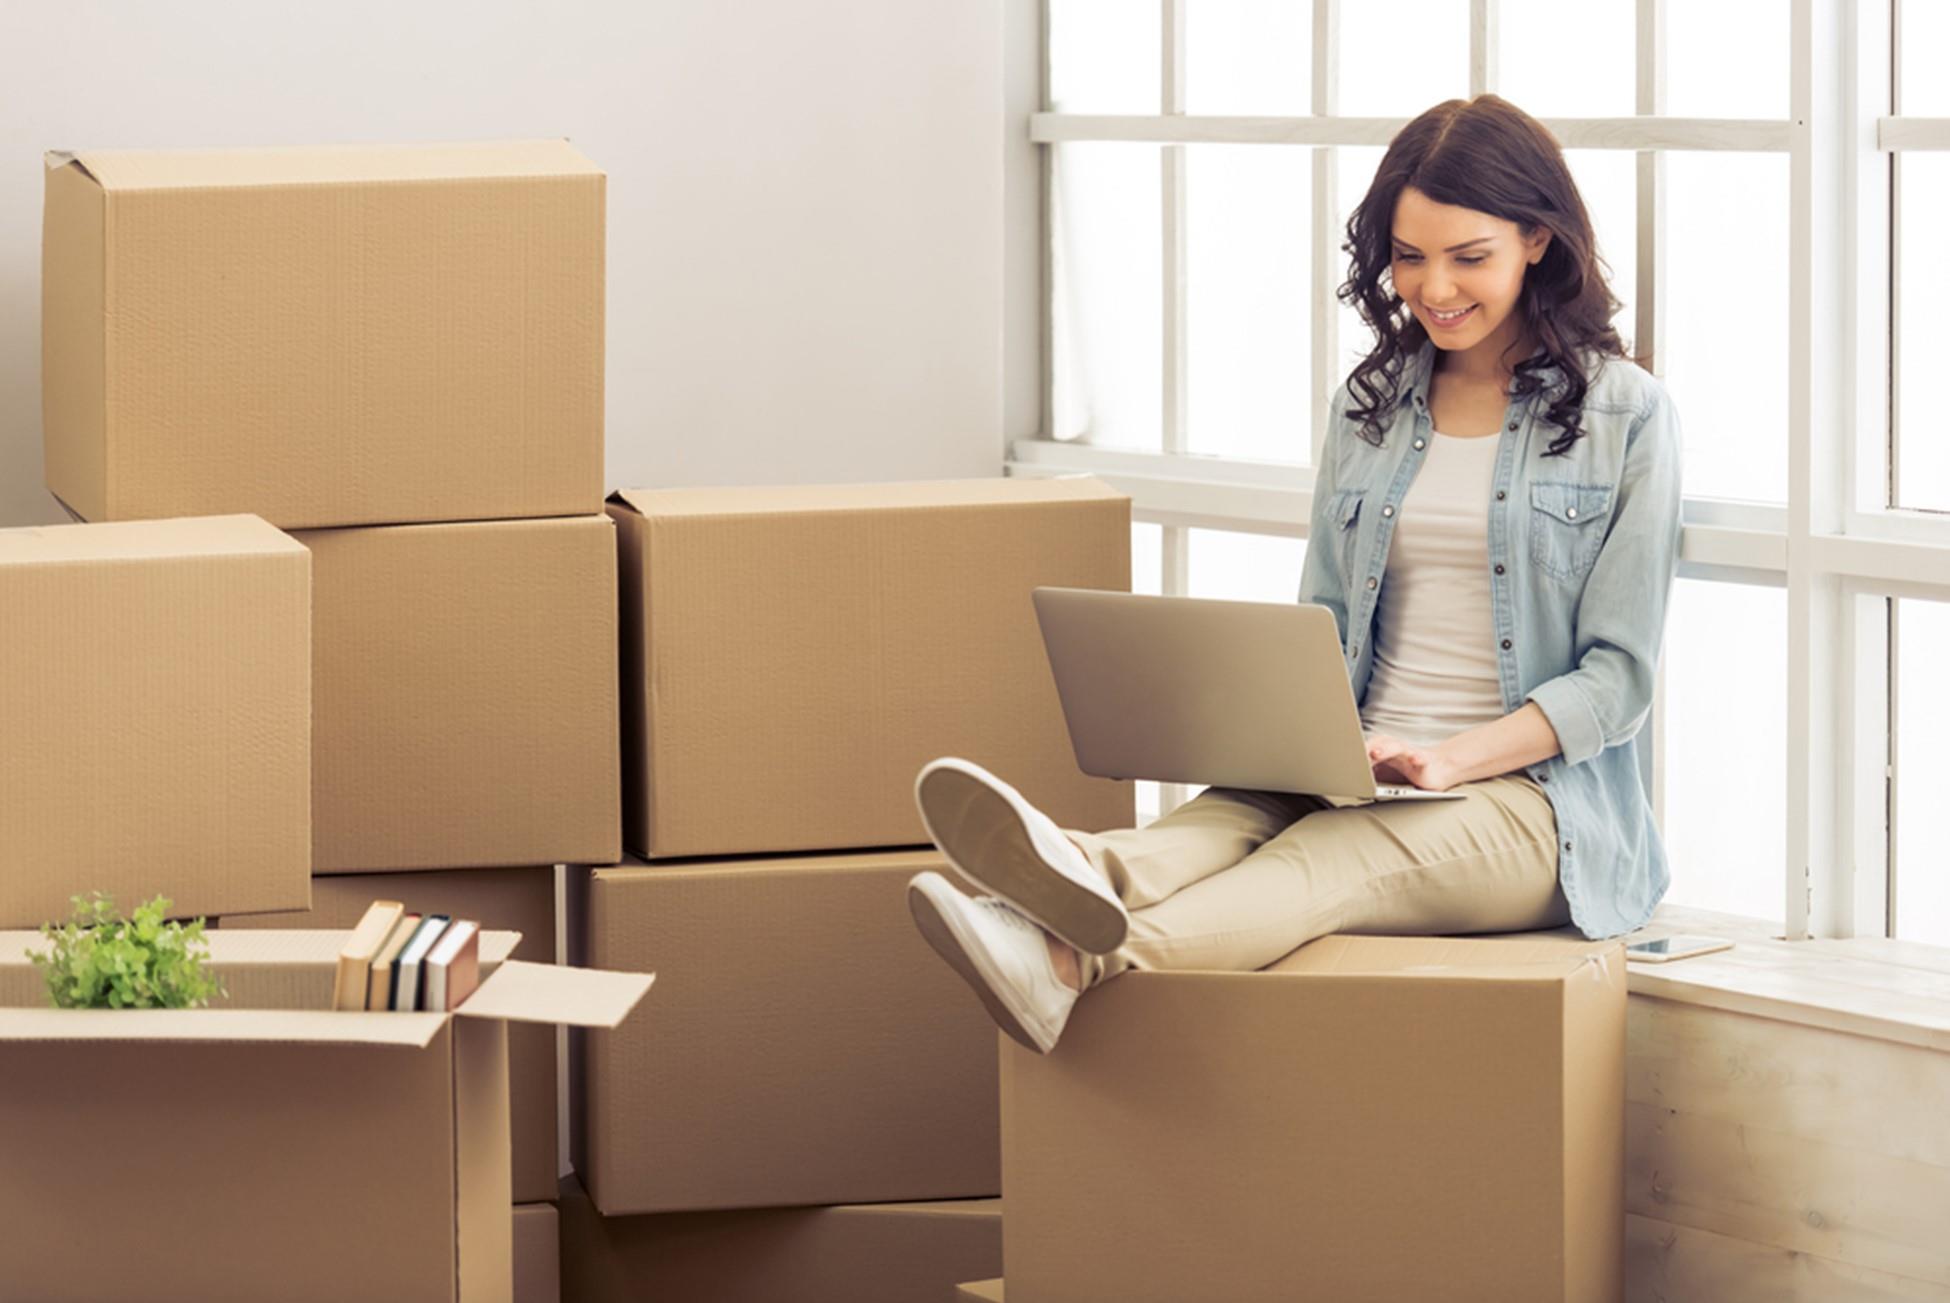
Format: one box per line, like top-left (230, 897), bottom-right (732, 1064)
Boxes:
top-left (332, 900), bottom-right (405, 1011)
top-left (366, 912), bottom-right (421, 1010)
top-left (392, 914), bottom-right (451, 1012)
top-left (423, 919), bottom-right (481, 1012)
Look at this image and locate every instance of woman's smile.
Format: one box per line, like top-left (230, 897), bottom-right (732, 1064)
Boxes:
top-left (1424, 302), bottom-right (1478, 329)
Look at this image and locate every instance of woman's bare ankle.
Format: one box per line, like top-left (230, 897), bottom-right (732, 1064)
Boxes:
top-left (1044, 931), bottom-right (1084, 992)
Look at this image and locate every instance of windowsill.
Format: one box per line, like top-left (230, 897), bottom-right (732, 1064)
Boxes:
top-left (1617, 902), bottom-right (1950, 1053)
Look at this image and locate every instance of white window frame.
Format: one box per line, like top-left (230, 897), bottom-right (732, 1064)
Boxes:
top-left (1011, 0), bottom-right (1950, 942)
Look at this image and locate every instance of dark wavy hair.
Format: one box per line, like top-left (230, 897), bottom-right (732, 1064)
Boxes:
top-left (1337, 95), bottom-right (1631, 456)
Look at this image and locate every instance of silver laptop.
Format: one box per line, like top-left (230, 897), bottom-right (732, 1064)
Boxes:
top-left (1031, 586), bottom-right (1464, 803)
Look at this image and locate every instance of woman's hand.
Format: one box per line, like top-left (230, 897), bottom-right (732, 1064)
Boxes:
top-left (1365, 733), bottom-right (1464, 793)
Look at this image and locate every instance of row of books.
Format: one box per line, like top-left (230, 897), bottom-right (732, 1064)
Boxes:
top-left (331, 900), bottom-right (483, 1012)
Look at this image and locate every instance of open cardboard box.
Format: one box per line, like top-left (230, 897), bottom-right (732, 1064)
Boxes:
top-left (0, 930), bottom-right (652, 1303)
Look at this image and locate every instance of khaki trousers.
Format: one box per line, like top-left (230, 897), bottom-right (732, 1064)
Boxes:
top-left (1062, 775), bottom-right (1569, 990)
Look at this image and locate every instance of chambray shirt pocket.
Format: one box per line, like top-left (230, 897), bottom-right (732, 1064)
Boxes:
top-left (1329, 488), bottom-right (1366, 579)
top-left (1527, 480), bottom-right (1615, 581)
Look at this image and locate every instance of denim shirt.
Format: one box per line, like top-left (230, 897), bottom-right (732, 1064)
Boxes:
top-left (1297, 339), bottom-right (1684, 940)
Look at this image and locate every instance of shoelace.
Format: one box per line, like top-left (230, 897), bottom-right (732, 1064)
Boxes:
top-left (974, 895), bottom-right (1039, 937)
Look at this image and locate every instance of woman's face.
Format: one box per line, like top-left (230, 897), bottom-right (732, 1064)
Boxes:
top-left (1388, 185), bottom-right (1551, 366)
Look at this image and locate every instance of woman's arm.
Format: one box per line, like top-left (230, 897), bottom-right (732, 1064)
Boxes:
top-left (1365, 702), bottom-right (1561, 792)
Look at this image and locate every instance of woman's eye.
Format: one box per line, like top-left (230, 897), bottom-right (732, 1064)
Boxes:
top-left (1459, 256), bottom-right (1487, 265)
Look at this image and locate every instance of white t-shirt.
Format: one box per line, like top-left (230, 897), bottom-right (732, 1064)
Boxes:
top-left (1357, 429), bottom-right (1508, 746)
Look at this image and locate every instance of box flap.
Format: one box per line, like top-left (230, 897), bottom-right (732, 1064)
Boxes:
top-left (0, 514), bottom-right (305, 569)
top-left (1267, 932), bottom-right (1618, 980)
top-left (57, 139), bottom-right (600, 192)
top-left (0, 1007), bottom-right (444, 1047)
top-left (455, 959), bottom-right (652, 1029)
top-left (606, 476), bottom-right (1124, 520)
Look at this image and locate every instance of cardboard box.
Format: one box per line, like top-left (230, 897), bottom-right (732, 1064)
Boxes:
top-left (958, 1283), bottom-right (1006, 1303)
top-left (558, 1176), bottom-right (1001, 1303)
top-left (0, 514), bottom-right (309, 928)
top-left (297, 514), bottom-right (620, 872)
top-left (0, 930), bottom-right (650, 1303)
top-left (42, 140), bottom-right (604, 530)
top-left (1001, 933), bottom-right (1628, 1303)
top-left (220, 867), bottom-right (561, 1202)
top-left (512, 1204), bottom-right (559, 1303)
top-left (570, 850), bottom-right (1000, 1214)
top-left (608, 478), bottom-right (1133, 860)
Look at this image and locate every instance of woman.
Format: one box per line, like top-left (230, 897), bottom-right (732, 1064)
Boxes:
top-left (906, 94), bottom-right (1683, 1055)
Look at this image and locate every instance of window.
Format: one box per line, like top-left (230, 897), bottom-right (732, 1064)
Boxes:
top-left (1015, 0), bottom-right (1950, 944)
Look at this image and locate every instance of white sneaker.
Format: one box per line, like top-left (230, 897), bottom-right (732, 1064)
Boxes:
top-left (913, 756), bottom-right (1130, 955)
top-left (906, 871), bottom-right (1078, 1055)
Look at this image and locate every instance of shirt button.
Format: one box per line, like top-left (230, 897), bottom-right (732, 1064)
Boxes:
top-left (1507, 420), bottom-right (1519, 431)
top-left (1566, 507), bottom-right (1578, 519)
top-left (1496, 490), bottom-right (1507, 501)
top-left (1494, 563), bottom-right (1506, 575)
top-left (1381, 504), bottom-right (1395, 518)
top-left (1413, 438), bottom-right (1426, 451)
top-left (1536, 773), bottom-right (1549, 784)
top-left (1367, 577), bottom-right (1378, 590)
top-left (1500, 638), bottom-right (1513, 650)
top-left (1563, 840), bottom-right (1573, 853)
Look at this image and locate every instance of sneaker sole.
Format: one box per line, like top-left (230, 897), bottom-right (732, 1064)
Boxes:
top-left (907, 877), bottom-right (1056, 1056)
top-left (917, 764), bottom-right (1128, 955)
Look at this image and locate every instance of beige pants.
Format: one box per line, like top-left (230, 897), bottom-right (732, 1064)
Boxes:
top-left (1062, 775), bottom-right (1569, 990)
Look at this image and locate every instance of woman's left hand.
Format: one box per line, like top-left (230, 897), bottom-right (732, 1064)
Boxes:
top-left (1365, 734), bottom-right (1464, 793)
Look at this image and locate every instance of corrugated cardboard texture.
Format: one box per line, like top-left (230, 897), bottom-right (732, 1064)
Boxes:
top-left (0, 1022), bottom-right (476, 1303)
top-left (608, 478), bottom-right (1134, 859)
top-left (513, 1204), bottom-right (560, 1303)
top-left (221, 867), bottom-right (561, 1202)
top-left (297, 516), bottom-right (620, 872)
top-left (0, 514), bottom-right (309, 928)
top-left (558, 1176), bottom-right (1002, 1303)
top-left (41, 140), bottom-right (603, 529)
top-left (1000, 931), bottom-right (1627, 1303)
top-left (574, 851), bottom-right (1001, 1214)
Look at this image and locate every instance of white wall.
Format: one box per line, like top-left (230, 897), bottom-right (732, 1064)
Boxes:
top-left (0, 0), bottom-right (1013, 529)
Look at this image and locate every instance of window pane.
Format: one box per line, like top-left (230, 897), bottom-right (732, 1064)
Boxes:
top-left (1564, 150), bottom-right (1639, 361)
top-left (1132, 521), bottom-right (1163, 596)
top-left (1188, 145), bottom-right (1312, 463)
top-left (1666, 1), bottom-right (1789, 120)
top-left (1186, 0), bottom-right (1311, 115)
top-left (1338, 0), bottom-right (1467, 118)
top-left (1896, 153), bottom-right (1950, 511)
top-left (1053, 144), bottom-right (1162, 449)
top-left (1895, 599), bottom-right (1950, 946)
top-left (1049, 0), bottom-right (1161, 113)
top-left (1188, 526), bottom-right (1307, 604)
top-left (1659, 579), bottom-right (1787, 924)
top-left (1498, 0), bottom-right (1635, 118)
top-left (1900, 0), bottom-right (1950, 116)
top-left (1665, 151), bottom-right (1788, 503)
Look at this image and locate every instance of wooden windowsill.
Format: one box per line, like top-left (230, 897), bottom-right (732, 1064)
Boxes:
top-left (1615, 903), bottom-right (1950, 1053)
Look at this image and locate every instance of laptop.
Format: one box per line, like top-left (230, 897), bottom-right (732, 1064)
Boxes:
top-left (1030, 586), bottom-right (1465, 803)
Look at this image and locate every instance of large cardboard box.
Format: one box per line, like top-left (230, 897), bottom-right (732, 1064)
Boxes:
top-left (221, 867), bottom-right (561, 1202)
top-left (297, 515), bottom-right (620, 873)
top-left (42, 140), bottom-right (604, 530)
top-left (571, 850), bottom-right (1000, 1214)
top-left (608, 478), bottom-right (1133, 860)
top-left (957, 1283), bottom-right (1006, 1303)
top-left (512, 1204), bottom-right (559, 1303)
top-left (558, 1176), bottom-right (1001, 1303)
top-left (0, 930), bottom-right (650, 1303)
top-left (0, 514), bottom-right (309, 928)
top-left (1001, 933), bottom-right (1629, 1303)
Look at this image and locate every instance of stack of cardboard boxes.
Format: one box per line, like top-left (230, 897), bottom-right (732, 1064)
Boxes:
top-left (16, 140), bottom-right (627, 1299)
top-left (560, 477), bottom-right (1133, 1301)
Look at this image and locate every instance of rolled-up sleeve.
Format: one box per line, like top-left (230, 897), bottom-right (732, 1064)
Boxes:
top-left (1524, 387), bottom-right (1684, 766)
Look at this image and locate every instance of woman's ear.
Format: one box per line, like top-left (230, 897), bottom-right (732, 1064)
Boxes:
top-left (1525, 226), bottom-right (1553, 266)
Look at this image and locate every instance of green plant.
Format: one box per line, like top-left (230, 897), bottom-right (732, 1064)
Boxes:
top-left (29, 892), bottom-right (225, 1010)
